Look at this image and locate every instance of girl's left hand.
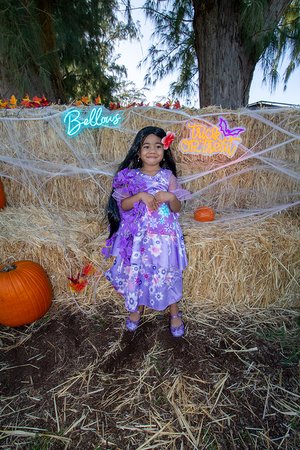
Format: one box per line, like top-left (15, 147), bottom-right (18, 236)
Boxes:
top-left (154, 191), bottom-right (175, 204)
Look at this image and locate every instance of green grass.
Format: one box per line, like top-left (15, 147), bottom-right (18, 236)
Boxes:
top-left (261, 314), bottom-right (300, 366)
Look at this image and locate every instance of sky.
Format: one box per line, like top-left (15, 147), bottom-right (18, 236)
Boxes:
top-left (117, 3), bottom-right (300, 107)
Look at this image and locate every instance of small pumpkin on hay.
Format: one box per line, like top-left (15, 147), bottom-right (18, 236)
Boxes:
top-left (0, 260), bottom-right (53, 327)
top-left (194, 206), bottom-right (215, 222)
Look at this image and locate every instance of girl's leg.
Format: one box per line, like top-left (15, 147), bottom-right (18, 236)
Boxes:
top-left (129, 305), bottom-right (144, 322)
top-left (169, 303), bottom-right (185, 337)
top-left (169, 303), bottom-right (182, 327)
top-left (126, 305), bottom-right (144, 331)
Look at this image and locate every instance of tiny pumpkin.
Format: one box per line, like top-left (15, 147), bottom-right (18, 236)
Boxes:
top-left (0, 179), bottom-right (6, 209)
top-left (194, 206), bottom-right (215, 222)
top-left (0, 260), bottom-right (53, 327)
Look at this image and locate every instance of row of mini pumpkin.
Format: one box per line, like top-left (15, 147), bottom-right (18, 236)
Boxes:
top-left (0, 179), bottom-right (53, 327)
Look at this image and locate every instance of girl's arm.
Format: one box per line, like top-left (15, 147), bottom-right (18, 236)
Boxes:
top-left (121, 192), bottom-right (159, 211)
top-left (168, 193), bottom-right (181, 212)
top-left (154, 173), bottom-right (189, 212)
top-left (154, 191), bottom-right (181, 212)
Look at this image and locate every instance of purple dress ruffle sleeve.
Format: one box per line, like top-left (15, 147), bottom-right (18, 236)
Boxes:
top-left (102, 168), bottom-right (190, 312)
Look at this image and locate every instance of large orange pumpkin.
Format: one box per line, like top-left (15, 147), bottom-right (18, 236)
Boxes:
top-left (194, 206), bottom-right (215, 222)
top-left (0, 261), bottom-right (53, 327)
top-left (0, 179), bottom-right (6, 209)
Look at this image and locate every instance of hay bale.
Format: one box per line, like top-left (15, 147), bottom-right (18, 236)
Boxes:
top-left (179, 161), bottom-right (300, 210)
top-left (0, 111), bottom-right (98, 165)
top-left (2, 159), bottom-right (298, 212)
top-left (0, 206), bottom-right (110, 299)
top-left (1, 169), bottom-right (113, 211)
top-left (0, 205), bottom-right (298, 309)
top-left (1, 106), bottom-right (299, 213)
top-left (97, 126), bottom-right (133, 163)
top-left (97, 107), bottom-right (300, 164)
top-left (241, 108), bottom-right (300, 163)
top-left (0, 106), bottom-right (299, 311)
top-left (182, 213), bottom-right (300, 308)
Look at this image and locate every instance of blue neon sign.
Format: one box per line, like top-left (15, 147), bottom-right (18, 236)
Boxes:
top-left (62, 106), bottom-right (123, 137)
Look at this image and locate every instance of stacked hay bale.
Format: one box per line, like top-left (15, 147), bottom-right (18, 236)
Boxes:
top-left (0, 105), bottom-right (299, 310)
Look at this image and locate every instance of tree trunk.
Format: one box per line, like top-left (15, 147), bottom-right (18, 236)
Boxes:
top-left (36, 0), bottom-right (66, 102)
top-left (192, 0), bottom-right (291, 108)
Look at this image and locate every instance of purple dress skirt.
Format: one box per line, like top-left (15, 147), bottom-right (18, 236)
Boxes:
top-left (102, 168), bottom-right (191, 313)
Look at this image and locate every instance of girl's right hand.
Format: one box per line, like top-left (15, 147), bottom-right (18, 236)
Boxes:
top-left (139, 192), bottom-right (159, 211)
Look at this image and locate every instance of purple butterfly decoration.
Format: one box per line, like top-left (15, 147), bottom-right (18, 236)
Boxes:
top-left (218, 117), bottom-right (245, 137)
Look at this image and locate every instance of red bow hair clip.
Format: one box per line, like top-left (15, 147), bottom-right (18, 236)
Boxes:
top-left (161, 131), bottom-right (175, 149)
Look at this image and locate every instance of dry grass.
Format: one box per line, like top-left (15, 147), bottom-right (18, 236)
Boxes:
top-left (0, 302), bottom-right (299, 449)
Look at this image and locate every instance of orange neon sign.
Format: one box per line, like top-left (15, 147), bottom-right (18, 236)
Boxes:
top-left (178, 118), bottom-right (245, 158)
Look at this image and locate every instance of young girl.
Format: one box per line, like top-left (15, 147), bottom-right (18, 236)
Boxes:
top-left (102, 126), bottom-right (190, 337)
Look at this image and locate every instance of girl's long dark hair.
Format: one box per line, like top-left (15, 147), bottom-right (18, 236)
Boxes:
top-left (106, 126), bottom-right (177, 238)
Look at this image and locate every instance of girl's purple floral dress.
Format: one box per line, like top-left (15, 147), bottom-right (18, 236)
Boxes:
top-left (102, 168), bottom-right (191, 312)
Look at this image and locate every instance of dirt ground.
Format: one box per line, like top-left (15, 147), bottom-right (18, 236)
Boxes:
top-left (0, 301), bottom-right (299, 450)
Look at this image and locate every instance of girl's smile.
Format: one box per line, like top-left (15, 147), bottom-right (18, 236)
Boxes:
top-left (139, 134), bottom-right (164, 169)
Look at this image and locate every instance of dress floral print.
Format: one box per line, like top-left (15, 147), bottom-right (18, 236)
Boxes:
top-left (102, 168), bottom-right (190, 312)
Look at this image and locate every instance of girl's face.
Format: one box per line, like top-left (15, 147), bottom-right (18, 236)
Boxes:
top-left (139, 134), bottom-right (164, 168)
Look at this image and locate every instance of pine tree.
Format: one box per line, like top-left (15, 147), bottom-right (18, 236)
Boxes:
top-left (0, 0), bottom-right (138, 102)
top-left (142, 0), bottom-right (298, 108)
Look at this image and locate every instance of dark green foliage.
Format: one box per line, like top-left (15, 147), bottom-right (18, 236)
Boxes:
top-left (141, 0), bottom-right (197, 100)
top-left (0, 1), bottom-right (53, 96)
top-left (0, 0), bottom-right (139, 101)
top-left (54, 0), bottom-right (138, 101)
top-left (260, 0), bottom-right (300, 91)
